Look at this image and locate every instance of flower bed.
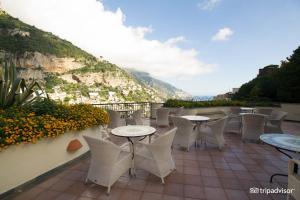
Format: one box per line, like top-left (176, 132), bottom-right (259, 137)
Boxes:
top-left (0, 100), bottom-right (109, 150)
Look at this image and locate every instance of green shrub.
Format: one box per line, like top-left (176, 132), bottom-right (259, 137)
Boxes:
top-left (164, 99), bottom-right (278, 108)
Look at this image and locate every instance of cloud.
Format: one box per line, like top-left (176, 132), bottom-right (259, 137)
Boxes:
top-left (212, 27), bottom-right (234, 41)
top-left (0, 0), bottom-right (214, 79)
top-left (197, 0), bottom-right (221, 11)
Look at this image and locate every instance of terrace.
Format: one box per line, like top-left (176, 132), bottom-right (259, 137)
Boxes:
top-left (3, 108), bottom-right (300, 200)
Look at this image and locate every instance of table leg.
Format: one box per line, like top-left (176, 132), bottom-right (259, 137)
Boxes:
top-left (269, 147), bottom-right (293, 183)
top-left (127, 137), bottom-right (136, 176)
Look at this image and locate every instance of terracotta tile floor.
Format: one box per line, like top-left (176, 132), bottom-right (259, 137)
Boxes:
top-left (9, 121), bottom-right (300, 200)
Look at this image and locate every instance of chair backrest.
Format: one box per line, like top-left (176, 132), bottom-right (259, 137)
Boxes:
top-left (256, 108), bottom-right (273, 116)
top-left (171, 116), bottom-right (196, 147)
top-left (230, 107), bottom-right (241, 115)
top-left (83, 136), bottom-right (121, 167)
top-left (174, 107), bottom-right (184, 116)
top-left (171, 116), bottom-right (195, 135)
top-left (242, 114), bottom-right (265, 141)
top-left (156, 108), bottom-right (170, 126)
top-left (132, 110), bottom-right (143, 125)
top-left (147, 128), bottom-right (177, 162)
top-left (269, 110), bottom-right (287, 121)
top-left (209, 117), bottom-right (228, 137)
top-left (107, 110), bottom-right (121, 128)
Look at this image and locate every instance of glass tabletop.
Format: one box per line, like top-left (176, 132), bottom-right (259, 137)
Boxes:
top-left (111, 125), bottom-right (156, 137)
top-left (260, 133), bottom-right (300, 152)
top-left (181, 115), bottom-right (210, 121)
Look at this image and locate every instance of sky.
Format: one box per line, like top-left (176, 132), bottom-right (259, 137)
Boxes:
top-left (1, 0), bottom-right (300, 96)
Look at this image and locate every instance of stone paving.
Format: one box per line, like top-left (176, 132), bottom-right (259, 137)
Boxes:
top-left (9, 121), bottom-right (300, 200)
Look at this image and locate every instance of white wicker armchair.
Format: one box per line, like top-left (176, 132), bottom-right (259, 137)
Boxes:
top-left (265, 110), bottom-right (287, 133)
top-left (241, 114), bottom-right (265, 142)
top-left (171, 116), bottom-right (198, 151)
top-left (287, 159), bottom-right (300, 200)
top-left (224, 107), bottom-right (242, 134)
top-left (107, 110), bottom-right (125, 129)
top-left (156, 108), bottom-right (170, 127)
top-left (198, 117), bottom-right (227, 150)
top-left (134, 128), bottom-right (177, 184)
top-left (126, 109), bottom-right (143, 125)
top-left (83, 136), bottom-right (132, 194)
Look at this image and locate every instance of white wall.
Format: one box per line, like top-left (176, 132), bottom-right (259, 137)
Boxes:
top-left (0, 126), bottom-right (101, 194)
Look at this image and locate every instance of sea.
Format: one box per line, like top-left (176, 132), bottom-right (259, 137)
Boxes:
top-left (190, 96), bottom-right (214, 101)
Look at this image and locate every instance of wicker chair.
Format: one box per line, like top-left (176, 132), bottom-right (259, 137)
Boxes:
top-left (126, 109), bottom-right (143, 125)
top-left (156, 108), bottom-right (170, 127)
top-left (241, 114), bottom-right (265, 142)
top-left (287, 159), bottom-right (300, 200)
top-left (171, 116), bottom-right (198, 151)
top-left (83, 136), bottom-right (132, 194)
top-left (134, 128), bottom-right (177, 184)
top-left (225, 107), bottom-right (242, 134)
top-left (199, 117), bottom-right (227, 150)
top-left (264, 110), bottom-right (287, 133)
top-left (107, 110), bottom-right (125, 129)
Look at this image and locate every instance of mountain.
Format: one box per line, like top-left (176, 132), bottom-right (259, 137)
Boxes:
top-left (0, 10), bottom-right (190, 103)
top-left (126, 69), bottom-right (191, 100)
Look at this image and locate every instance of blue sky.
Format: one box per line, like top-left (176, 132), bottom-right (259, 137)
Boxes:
top-left (2, 0), bottom-right (300, 96)
top-left (104, 0), bottom-right (300, 95)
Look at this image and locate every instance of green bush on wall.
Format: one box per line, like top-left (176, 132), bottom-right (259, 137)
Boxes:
top-left (164, 99), bottom-right (279, 108)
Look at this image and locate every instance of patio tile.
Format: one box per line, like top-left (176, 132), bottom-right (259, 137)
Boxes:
top-left (202, 177), bottom-right (221, 188)
top-left (183, 185), bottom-right (205, 199)
top-left (34, 190), bottom-right (61, 200)
top-left (12, 187), bottom-right (44, 200)
top-left (141, 192), bottom-right (163, 200)
top-left (183, 174), bottom-right (203, 186)
top-left (163, 194), bottom-right (184, 200)
top-left (200, 168), bottom-right (218, 177)
top-left (121, 189), bottom-right (142, 200)
top-left (97, 188), bottom-right (123, 200)
top-left (50, 179), bottom-right (75, 192)
top-left (183, 167), bottom-right (201, 175)
top-left (54, 193), bottom-right (77, 200)
top-left (204, 187), bottom-right (227, 200)
top-left (164, 183), bottom-right (184, 196)
top-left (65, 181), bottom-right (89, 195)
top-left (228, 163), bottom-right (247, 171)
top-left (225, 189), bottom-right (249, 200)
top-left (126, 178), bottom-right (147, 191)
top-left (144, 182), bottom-right (165, 193)
top-left (216, 169), bottom-right (235, 178)
top-left (81, 185), bottom-right (105, 198)
top-left (220, 178), bottom-right (241, 190)
top-left (166, 172), bottom-right (184, 184)
top-left (36, 176), bottom-right (60, 189)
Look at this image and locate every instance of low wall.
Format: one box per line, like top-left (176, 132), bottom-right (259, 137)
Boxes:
top-left (0, 126), bottom-right (101, 194)
top-left (165, 103), bottom-right (300, 122)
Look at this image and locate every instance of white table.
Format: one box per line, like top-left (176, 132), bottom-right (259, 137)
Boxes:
top-left (181, 115), bottom-right (210, 147)
top-left (260, 133), bottom-right (300, 182)
top-left (181, 115), bottom-right (210, 123)
top-left (111, 125), bottom-right (156, 157)
top-left (241, 107), bottom-right (255, 113)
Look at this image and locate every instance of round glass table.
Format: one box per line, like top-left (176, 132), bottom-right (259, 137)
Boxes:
top-left (241, 107), bottom-right (255, 113)
top-left (111, 125), bottom-right (156, 157)
top-left (181, 115), bottom-right (210, 123)
top-left (260, 133), bottom-right (300, 182)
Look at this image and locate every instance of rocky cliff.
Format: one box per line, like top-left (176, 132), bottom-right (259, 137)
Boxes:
top-left (0, 11), bottom-right (190, 103)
